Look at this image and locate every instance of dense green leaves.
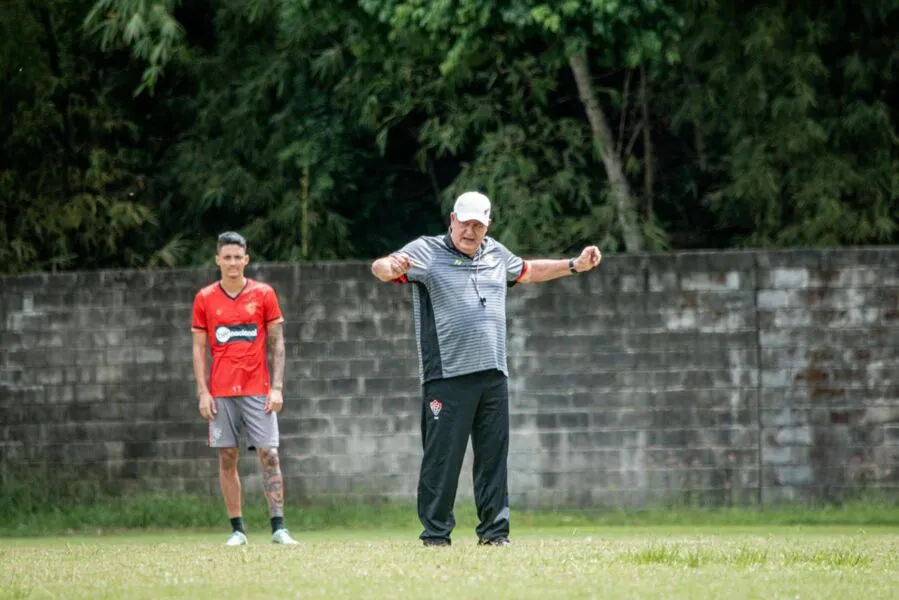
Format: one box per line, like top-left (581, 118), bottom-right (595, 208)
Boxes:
top-left (84, 0), bottom-right (185, 95)
top-left (0, 0), bottom-right (161, 273)
top-left (357, 0), bottom-right (683, 251)
top-left (0, 0), bottom-right (897, 274)
top-left (665, 0), bottom-right (899, 247)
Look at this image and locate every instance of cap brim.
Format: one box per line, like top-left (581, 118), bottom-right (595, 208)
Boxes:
top-left (455, 212), bottom-right (490, 226)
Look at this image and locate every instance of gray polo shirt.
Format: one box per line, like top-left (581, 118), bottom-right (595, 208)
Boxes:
top-left (393, 233), bottom-right (527, 383)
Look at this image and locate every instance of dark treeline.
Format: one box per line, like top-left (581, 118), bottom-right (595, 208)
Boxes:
top-left (1, 0), bottom-right (897, 273)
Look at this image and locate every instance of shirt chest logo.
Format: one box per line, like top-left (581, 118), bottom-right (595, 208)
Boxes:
top-left (215, 323), bottom-right (258, 344)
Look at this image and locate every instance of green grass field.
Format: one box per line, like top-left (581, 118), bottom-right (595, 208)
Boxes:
top-left (4, 525), bottom-right (899, 599)
top-left (4, 496), bottom-right (899, 598)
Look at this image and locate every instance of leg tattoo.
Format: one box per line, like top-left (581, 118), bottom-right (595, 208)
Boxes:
top-left (259, 448), bottom-right (284, 518)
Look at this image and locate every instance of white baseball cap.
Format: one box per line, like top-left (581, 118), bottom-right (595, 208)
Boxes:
top-left (453, 191), bottom-right (491, 226)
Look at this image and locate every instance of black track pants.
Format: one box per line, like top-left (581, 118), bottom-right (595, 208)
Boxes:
top-left (417, 369), bottom-right (510, 542)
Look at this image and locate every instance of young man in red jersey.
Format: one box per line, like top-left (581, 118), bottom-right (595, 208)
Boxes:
top-left (191, 231), bottom-right (299, 546)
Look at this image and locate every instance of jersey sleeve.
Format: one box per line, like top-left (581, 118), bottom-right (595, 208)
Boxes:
top-left (493, 240), bottom-right (527, 285)
top-left (263, 287), bottom-right (284, 324)
top-left (392, 237), bottom-right (434, 283)
top-left (191, 292), bottom-right (207, 331)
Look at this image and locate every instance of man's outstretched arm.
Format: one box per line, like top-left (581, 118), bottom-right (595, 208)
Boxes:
top-left (518, 246), bottom-right (602, 284)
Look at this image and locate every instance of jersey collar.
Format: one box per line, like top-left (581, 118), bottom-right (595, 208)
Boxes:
top-left (218, 278), bottom-right (249, 300)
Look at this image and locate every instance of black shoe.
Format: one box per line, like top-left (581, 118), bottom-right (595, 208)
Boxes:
top-left (422, 538), bottom-right (451, 547)
top-left (478, 537), bottom-right (511, 547)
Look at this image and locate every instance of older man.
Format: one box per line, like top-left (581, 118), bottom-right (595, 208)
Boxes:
top-left (370, 192), bottom-right (601, 547)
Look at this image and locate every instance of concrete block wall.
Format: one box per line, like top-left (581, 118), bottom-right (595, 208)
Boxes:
top-left (1, 248), bottom-right (897, 508)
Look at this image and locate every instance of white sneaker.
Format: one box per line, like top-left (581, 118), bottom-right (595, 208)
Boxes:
top-left (271, 528), bottom-right (300, 545)
top-left (225, 531), bottom-right (248, 546)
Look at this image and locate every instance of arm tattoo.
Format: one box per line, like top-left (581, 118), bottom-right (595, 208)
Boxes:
top-left (267, 322), bottom-right (285, 391)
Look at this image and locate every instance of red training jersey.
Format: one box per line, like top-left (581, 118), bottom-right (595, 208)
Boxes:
top-left (191, 279), bottom-right (284, 397)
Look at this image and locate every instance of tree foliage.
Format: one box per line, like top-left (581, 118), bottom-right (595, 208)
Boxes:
top-left (1, 0), bottom-right (897, 274)
top-left (1, 0), bottom-right (160, 273)
top-left (667, 0), bottom-right (899, 247)
top-left (357, 0), bottom-right (682, 251)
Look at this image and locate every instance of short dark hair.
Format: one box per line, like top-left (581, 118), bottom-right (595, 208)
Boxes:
top-left (217, 231), bottom-right (247, 252)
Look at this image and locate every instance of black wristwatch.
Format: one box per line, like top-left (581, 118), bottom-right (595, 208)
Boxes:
top-left (568, 258), bottom-right (577, 274)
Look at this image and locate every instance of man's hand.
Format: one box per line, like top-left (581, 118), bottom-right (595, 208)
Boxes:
top-left (265, 388), bottom-right (284, 414)
top-left (373, 253), bottom-right (415, 281)
top-left (387, 253), bottom-right (414, 278)
top-left (573, 246), bottom-right (602, 272)
top-left (198, 390), bottom-right (216, 420)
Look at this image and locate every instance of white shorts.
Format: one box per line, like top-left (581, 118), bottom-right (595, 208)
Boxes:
top-left (208, 395), bottom-right (279, 450)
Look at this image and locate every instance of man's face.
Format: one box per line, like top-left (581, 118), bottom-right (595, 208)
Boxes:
top-left (450, 213), bottom-right (488, 256)
top-left (216, 244), bottom-right (249, 279)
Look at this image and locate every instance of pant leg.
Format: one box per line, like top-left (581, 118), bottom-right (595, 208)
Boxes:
top-left (208, 397), bottom-right (240, 448)
top-left (240, 395), bottom-right (279, 451)
top-left (470, 370), bottom-right (511, 541)
top-left (417, 374), bottom-right (479, 541)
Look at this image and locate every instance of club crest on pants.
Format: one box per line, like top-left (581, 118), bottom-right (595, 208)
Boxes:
top-left (429, 398), bottom-right (442, 419)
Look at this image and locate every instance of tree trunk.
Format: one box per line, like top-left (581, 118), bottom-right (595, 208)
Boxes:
top-left (639, 64), bottom-right (654, 218)
top-left (301, 165), bottom-right (310, 259)
top-left (568, 51), bottom-right (643, 252)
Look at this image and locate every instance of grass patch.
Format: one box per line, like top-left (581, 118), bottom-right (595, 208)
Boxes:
top-left (618, 542), bottom-right (873, 569)
top-left (0, 529), bottom-right (895, 600)
top-left (782, 548), bottom-right (873, 568)
top-left (731, 546), bottom-right (770, 566)
top-left (3, 471), bottom-right (899, 536)
top-left (535, 500), bottom-right (899, 528)
top-left (0, 493), bottom-right (420, 536)
top-left (626, 544), bottom-right (703, 567)
top-left (4, 489), bottom-right (899, 536)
